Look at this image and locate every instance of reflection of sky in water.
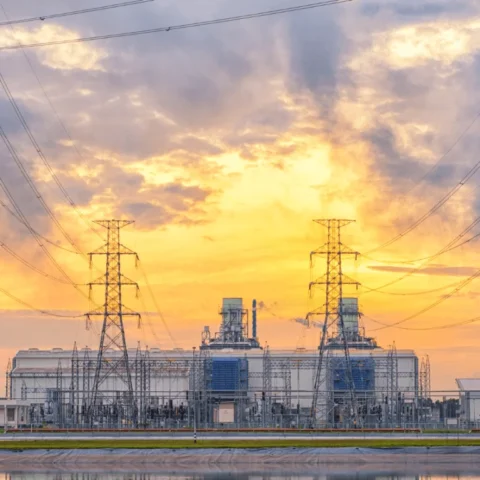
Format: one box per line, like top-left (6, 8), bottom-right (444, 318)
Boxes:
top-left (1, 474), bottom-right (480, 480)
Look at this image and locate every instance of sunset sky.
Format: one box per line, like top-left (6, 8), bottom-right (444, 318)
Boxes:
top-left (0, 0), bottom-right (479, 391)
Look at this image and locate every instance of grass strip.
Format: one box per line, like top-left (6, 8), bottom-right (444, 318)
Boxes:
top-left (0, 439), bottom-right (479, 450)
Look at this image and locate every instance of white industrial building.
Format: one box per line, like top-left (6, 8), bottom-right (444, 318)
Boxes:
top-left (7, 297), bottom-right (419, 429)
top-left (9, 345), bottom-right (418, 428)
top-left (457, 378), bottom-right (480, 426)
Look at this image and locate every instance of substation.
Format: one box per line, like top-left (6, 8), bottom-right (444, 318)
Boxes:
top-left (5, 219), bottom-right (427, 429)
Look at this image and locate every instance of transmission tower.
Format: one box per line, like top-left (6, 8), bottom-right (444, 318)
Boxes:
top-left (308, 219), bottom-right (359, 427)
top-left (85, 220), bottom-right (140, 424)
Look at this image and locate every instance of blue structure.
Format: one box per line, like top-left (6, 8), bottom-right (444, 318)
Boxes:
top-left (209, 358), bottom-right (248, 392)
top-left (331, 357), bottom-right (375, 392)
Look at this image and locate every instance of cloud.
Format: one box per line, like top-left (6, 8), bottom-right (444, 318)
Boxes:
top-left (368, 265), bottom-right (478, 277)
top-left (114, 181), bottom-right (215, 229)
top-left (362, 1), bottom-right (471, 19)
top-left (0, 25), bottom-right (108, 71)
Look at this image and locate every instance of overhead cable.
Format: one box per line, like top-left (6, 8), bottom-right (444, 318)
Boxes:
top-left (0, 70), bottom-right (98, 250)
top-left (138, 260), bottom-right (177, 348)
top-left (0, 0), bottom-right (154, 27)
top-left (0, 197), bottom-right (78, 254)
top-left (0, 125), bottom-right (81, 253)
top-left (0, 286), bottom-right (83, 318)
top-left (363, 232), bottom-right (480, 265)
top-left (0, 0), bottom-right (352, 50)
top-left (138, 290), bottom-right (164, 348)
top-left (0, 167), bottom-right (76, 286)
top-left (361, 279), bottom-right (463, 296)
top-left (361, 215), bottom-right (480, 294)
top-left (403, 110), bottom-right (480, 197)
top-left (0, 165), bottom-right (92, 304)
top-left (366, 268), bottom-right (480, 331)
top-left (0, 6), bottom-right (105, 242)
top-left (0, 240), bottom-right (81, 284)
top-left (365, 314), bottom-right (480, 332)
top-left (364, 158), bottom-right (480, 256)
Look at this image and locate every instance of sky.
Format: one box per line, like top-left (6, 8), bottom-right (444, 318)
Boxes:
top-left (0, 0), bottom-right (479, 391)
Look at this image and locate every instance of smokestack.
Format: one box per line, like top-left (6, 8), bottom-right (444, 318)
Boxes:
top-left (252, 299), bottom-right (257, 339)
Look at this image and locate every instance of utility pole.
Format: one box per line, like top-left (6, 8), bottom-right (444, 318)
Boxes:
top-left (85, 220), bottom-right (140, 426)
top-left (308, 219), bottom-right (359, 428)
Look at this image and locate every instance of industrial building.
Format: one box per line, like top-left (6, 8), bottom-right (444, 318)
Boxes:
top-left (7, 297), bottom-right (419, 429)
top-left (3, 219), bottom-right (425, 430)
top-left (457, 379), bottom-right (480, 427)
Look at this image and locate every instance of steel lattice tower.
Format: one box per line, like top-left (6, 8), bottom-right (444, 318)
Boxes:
top-left (308, 219), bottom-right (359, 427)
top-left (86, 220), bottom-right (140, 422)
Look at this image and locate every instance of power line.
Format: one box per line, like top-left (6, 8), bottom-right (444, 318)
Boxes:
top-left (367, 268), bottom-right (480, 331)
top-left (0, 0), bottom-right (352, 50)
top-left (363, 232), bottom-right (480, 265)
top-left (137, 260), bottom-right (177, 348)
top-left (0, 69), bottom-right (100, 249)
top-left (361, 215), bottom-right (480, 294)
top-left (362, 107), bottom-right (480, 257)
top-left (0, 0), bottom-right (154, 27)
top-left (0, 124), bottom-right (81, 253)
top-left (0, 166), bottom-right (77, 287)
top-left (0, 240), bottom-right (80, 284)
top-left (0, 196), bottom-right (78, 254)
top-left (365, 314), bottom-right (480, 332)
top-left (0, 5), bottom-right (105, 242)
top-left (0, 159), bottom-right (94, 305)
top-left (402, 110), bottom-right (480, 197)
top-left (365, 158), bottom-right (480, 256)
top-left (0, 285), bottom-right (83, 318)
top-left (361, 279), bottom-right (463, 296)
top-left (138, 290), bottom-right (163, 347)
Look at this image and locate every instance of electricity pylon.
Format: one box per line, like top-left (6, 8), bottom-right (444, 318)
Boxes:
top-left (86, 220), bottom-right (140, 423)
top-left (308, 219), bottom-right (359, 427)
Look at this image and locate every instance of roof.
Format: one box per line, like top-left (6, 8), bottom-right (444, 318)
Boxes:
top-left (456, 378), bottom-right (480, 391)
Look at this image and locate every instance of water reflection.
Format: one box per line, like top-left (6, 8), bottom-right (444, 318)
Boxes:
top-left (1, 473), bottom-right (479, 480)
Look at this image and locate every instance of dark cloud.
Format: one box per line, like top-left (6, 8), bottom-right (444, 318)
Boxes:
top-left (0, 97), bottom-right (35, 136)
top-left (172, 136), bottom-right (223, 156)
top-left (386, 69), bottom-right (430, 100)
top-left (391, 2), bottom-right (469, 17)
top-left (362, 125), bottom-right (424, 189)
top-left (360, 1), bottom-right (470, 18)
top-left (369, 265), bottom-right (478, 277)
top-left (114, 181), bottom-right (214, 229)
top-left (121, 202), bottom-right (174, 227)
top-left (287, 10), bottom-right (343, 95)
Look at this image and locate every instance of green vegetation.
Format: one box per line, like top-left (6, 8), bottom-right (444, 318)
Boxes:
top-left (0, 438), bottom-right (479, 450)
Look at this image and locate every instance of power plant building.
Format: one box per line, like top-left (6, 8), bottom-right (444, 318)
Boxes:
top-left (7, 297), bottom-right (420, 428)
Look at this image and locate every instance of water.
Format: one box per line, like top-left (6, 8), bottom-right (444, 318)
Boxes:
top-left (2, 471), bottom-right (480, 479)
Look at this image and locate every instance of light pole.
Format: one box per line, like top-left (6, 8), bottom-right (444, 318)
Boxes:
top-left (192, 346), bottom-right (197, 443)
